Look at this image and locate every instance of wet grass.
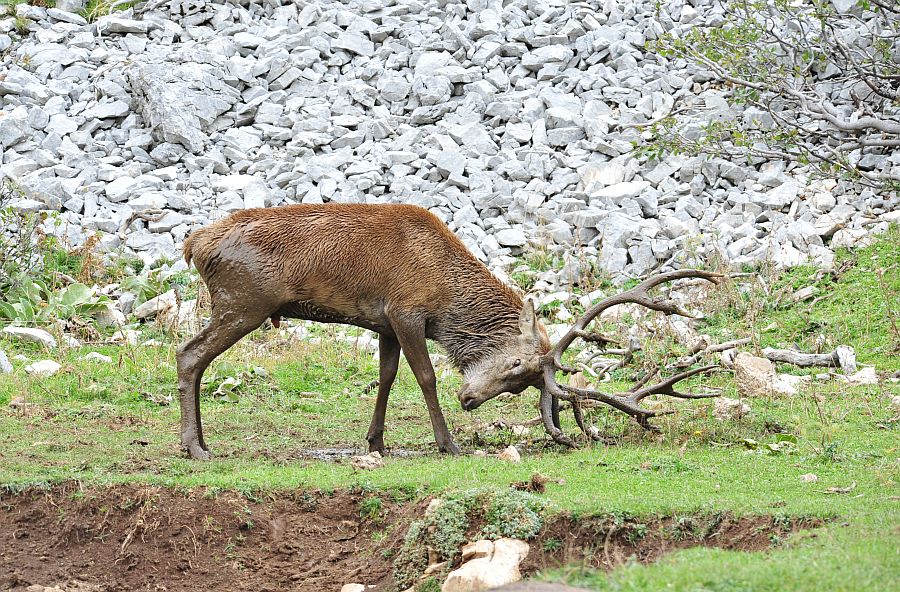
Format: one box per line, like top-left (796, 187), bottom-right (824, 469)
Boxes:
top-left (0, 227), bottom-right (898, 590)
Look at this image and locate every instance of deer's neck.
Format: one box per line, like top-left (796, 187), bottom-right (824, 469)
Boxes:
top-left (435, 275), bottom-right (524, 373)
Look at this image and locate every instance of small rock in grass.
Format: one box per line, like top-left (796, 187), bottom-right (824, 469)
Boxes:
top-left (2, 327), bottom-right (57, 349)
top-left (891, 395), bottom-right (900, 411)
top-left (62, 335), bottom-right (81, 348)
top-left (792, 286), bottom-right (818, 302)
top-left (133, 290), bottom-right (177, 320)
top-left (350, 451), bottom-right (383, 470)
top-left (0, 349), bottom-right (12, 373)
top-left (800, 473), bottom-right (819, 483)
top-left (845, 366), bottom-right (878, 385)
top-left (9, 396), bottom-right (33, 411)
top-left (82, 352), bottom-right (113, 363)
top-left (110, 329), bottom-right (141, 345)
top-left (773, 373), bottom-right (810, 396)
top-left (713, 397), bottom-right (750, 421)
top-left (425, 498), bottom-right (444, 516)
top-left (720, 349), bottom-right (738, 368)
top-left (498, 445), bottom-right (521, 463)
top-left (24, 360), bottom-right (62, 377)
top-left (511, 424), bottom-right (530, 436)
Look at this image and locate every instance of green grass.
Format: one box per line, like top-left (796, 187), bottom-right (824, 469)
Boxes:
top-left (0, 227), bottom-right (898, 590)
top-left (704, 224), bottom-right (900, 372)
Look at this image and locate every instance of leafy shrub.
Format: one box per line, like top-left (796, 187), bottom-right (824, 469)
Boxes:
top-left (393, 521), bottom-right (429, 590)
top-left (359, 496), bottom-right (384, 522)
top-left (392, 488), bottom-right (547, 589)
top-left (481, 489), bottom-right (545, 540)
top-left (0, 275), bottom-right (110, 323)
top-left (0, 179), bottom-right (43, 294)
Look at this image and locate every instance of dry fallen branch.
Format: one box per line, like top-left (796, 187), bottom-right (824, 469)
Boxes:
top-left (763, 345), bottom-right (857, 375)
top-left (117, 208), bottom-right (166, 240)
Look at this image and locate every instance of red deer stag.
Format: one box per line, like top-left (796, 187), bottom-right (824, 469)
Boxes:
top-left (178, 203), bottom-right (723, 459)
top-left (178, 203), bottom-right (550, 459)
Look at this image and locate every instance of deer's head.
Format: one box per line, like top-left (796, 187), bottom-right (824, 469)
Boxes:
top-left (457, 299), bottom-right (549, 411)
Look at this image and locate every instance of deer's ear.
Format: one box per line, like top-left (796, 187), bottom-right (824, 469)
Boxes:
top-left (519, 298), bottom-right (540, 338)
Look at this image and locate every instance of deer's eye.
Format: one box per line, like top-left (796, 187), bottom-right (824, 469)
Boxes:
top-left (512, 359), bottom-right (522, 368)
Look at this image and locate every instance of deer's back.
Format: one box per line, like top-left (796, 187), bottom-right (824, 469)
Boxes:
top-left (185, 203), bottom-right (485, 317)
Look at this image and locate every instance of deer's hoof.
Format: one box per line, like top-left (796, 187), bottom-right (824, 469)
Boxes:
top-left (439, 441), bottom-right (461, 455)
top-left (184, 442), bottom-right (212, 461)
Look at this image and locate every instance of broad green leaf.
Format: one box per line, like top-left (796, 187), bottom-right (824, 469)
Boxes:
top-left (58, 283), bottom-right (93, 308)
top-left (0, 301), bottom-right (16, 320)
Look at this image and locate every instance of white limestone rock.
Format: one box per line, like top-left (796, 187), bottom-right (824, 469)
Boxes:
top-left (2, 327), bottom-right (57, 349)
top-left (25, 359), bottom-right (62, 377)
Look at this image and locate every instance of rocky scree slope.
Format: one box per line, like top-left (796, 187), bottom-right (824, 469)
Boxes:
top-left (0, 0), bottom-right (897, 295)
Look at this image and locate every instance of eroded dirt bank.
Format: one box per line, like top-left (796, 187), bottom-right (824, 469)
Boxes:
top-left (0, 484), bottom-right (820, 591)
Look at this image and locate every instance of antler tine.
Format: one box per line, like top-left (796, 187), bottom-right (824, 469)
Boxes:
top-left (628, 364), bottom-right (720, 403)
top-left (539, 387), bottom-right (575, 447)
top-left (539, 269), bottom-right (724, 446)
top-left (546, 269), bottom-right (722, 370)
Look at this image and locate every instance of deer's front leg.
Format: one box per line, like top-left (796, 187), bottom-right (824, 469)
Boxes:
top-left (391, 316), bottom-right (460, 455)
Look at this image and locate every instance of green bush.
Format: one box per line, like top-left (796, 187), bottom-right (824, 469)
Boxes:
top-left (392, 488), bottom-right (547, 589)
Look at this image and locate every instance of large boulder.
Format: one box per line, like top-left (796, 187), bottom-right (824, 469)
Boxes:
top-left (442, 539), bottom-right (530, 592)
top-left (734, 352), bottom-right (776, 396)
top-left (127, 58), bottom-right (240, 153)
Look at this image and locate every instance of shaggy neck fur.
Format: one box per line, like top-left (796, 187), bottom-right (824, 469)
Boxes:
top-left (434, 266), bottom-right (529, 373)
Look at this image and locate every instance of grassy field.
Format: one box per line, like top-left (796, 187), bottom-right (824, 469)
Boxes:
top-left (0, 226), bottom-right (898, 590)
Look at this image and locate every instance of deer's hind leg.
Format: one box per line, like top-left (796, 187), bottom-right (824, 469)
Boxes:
top-left (176, 301), bottom-right (272, 460)
top-left (366, 333), bottom-right (401, 453)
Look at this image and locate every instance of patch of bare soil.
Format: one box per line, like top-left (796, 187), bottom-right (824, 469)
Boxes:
top-left (0, 484), bottom-right (822, 592)
top-left (0, 483), bottom-right (414, 592)
top-left (524, 511), bottom-right (823, 573)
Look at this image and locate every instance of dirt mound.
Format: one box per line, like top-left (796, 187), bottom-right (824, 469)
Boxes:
top-left (0, 484), bottom-right (821, 591)
top-left (525, 511), bottom-right (822, 573)
top-left (1, 483), bottom-right (413, 592)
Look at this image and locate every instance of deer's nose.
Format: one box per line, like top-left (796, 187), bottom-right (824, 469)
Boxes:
top-left (459, 390), bottom-right (481, 411)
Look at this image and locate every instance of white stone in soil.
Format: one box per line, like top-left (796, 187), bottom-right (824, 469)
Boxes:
top-left (82, 352), bottom-right (113, 364)
top-left (442, 538), bottom-right (530, 592)
top-left (0, 350), bottom-right (12, 374)
top-left (132, 289), bottom-right (177, 320)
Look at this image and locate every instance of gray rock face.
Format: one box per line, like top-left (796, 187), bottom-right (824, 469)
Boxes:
top-left (128, 59), bottom-right (239, 154)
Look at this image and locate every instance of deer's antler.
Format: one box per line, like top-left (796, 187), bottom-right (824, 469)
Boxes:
top-left (540, 269), bottom-right (724, 446)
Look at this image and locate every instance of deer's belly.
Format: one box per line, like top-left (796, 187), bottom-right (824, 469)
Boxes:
top-left (273, 301), bottom-right (390, 334)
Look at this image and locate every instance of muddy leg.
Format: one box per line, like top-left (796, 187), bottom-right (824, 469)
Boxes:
top-left (176, 306), bottom-right (270, 460)
top-left (366, 333), bottom-right (400, 454)
top-left (391, 315), bottom-right (460, 455)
